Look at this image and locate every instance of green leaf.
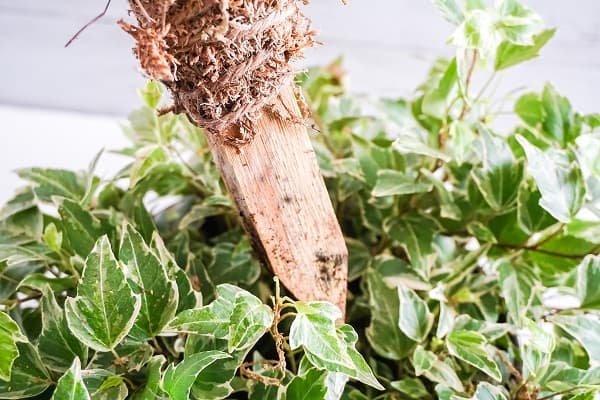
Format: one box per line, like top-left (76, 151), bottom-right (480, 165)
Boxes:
top-left (227, 291), bottom-right (273, 352)
top-left (520, 318), bottom-right (555, 381)
top-left (495, 0), bottom-right (542, 46)
top-left (179, 196), bottom-right (232, 229)
top-left (129, 146), bottom-right (170, 188)
top-left (393, 135), bottom-right (451, 162)
top-left (289, 302), bottom-right (351, 369)
top-left (38, 287), bottom-right (88, 373)
top-left (422, 58), bottom-right (458, 119)
top-left (450, 10), bottom-right (499, 58)
top-left (132, 356), bottom-right (167, 400)
top-left (566, 219), bottom-right (600, 242)
top-left (541, 83), bottom-right (579, 147)
top-left (517, 135), bottom-right (586, 222)
top-left (539, 362), bottom-right (600, 393)
top-left (82, 369), bottom-right (128, 400)
top-left (386, 216), bottom-right (438, 278)
top-left (119, 224), bottom-right (178, 339)
top-left (446, 330), bottom-right (502, 381)
top-left (0, 188), bottom-right (36, 221)
top-left (517, 181), bottom-right (556, 234)
top-left (496, 29), bottom-right (555, 70)
top-left (290, 302), bottom-right (383, 389)
top-left (454, 381), bottom-right (509, 400)
top-left (452, 315), bottom-right (510, 342)
top-left (552, 315), bottom-right (600, 364)
top-left (432, 0), bottom-right (464, 25)
top-left (19, 274), bottom-right (77, 293)
top-left (205, 239), bottom-right (261, 287)
top-left (65, 236), bottom-right (141, 352)
top-left (366, 271), bottom-right (415, 360)
top-left (43, 223), bottom-right (62, 253)
top-left (0, 342), bottom-right (51, 399)
top-left (139, 80), bottom-right (164, 109)
top-left (398, 286), bottom-right (433, 342)
top-left (0, 240), bottom-right (50, 267)
top-left (0, 263), bottom-right (41, 302)
top-left (186, 335), bottom-right (243, 400)
top-left (515, 93), bottom-right (544, 127)
top-left (167, 306), bottom-right (226, 337)
top-left (51, 358), bottom-right (91, 400)
top-left (0, 312), bottom-right (26, 381)
top-left (58, 198), bottom-right (111, 257)
top-left (161, 351), bottom-right (229, 400)
top-left (576, 255), bottom-right (600, 309)
top-left (472, 129), bottom-right (523, 211)
top-left (16, 168), bottom-right (86, 202)
top-left (167, 284), bottom-right (269, 353)
top-left (498, 261), bottom-right (536, 325)
top-left (448, 120), bottom-right (476, 164)
top-left (337, 324), bottom-right (385, 390)
top-left (391, 378), bottom-right (429, 399)
top-left (412, 345), bottom-right (463, 392)
top-left (372, 170), bottom-right (432, 197)
top-left (150, 232), bottom-right (198, 313)
top-left (286, 368), bottom-right (328, 400)
top-left (421, 169), bottom-right (462, 220)
top-left (88, 339), bottom-right (153, 373)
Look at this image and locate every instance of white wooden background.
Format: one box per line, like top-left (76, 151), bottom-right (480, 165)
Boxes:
top-left (0, 0), bottom-right (599, 203)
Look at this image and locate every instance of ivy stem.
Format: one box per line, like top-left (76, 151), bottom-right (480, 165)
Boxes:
top-left (111, 348), bottom-right (121, 360)
top-left (472, 71), bottom-right (497, 106)
top-left (538, 387), bottom-right (582, 400)
top-left (458, 49), bottom-right (479, 120)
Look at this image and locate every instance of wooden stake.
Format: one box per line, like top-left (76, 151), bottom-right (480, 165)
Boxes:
top-left (205, 86), bottom-right (348, 316)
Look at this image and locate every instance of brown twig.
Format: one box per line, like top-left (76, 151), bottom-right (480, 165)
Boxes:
top-left (65, 0), bottom-right (112, 47)
top-left (240, 361), bottom-right (281, 386)
top-left (537, 387), bottom-right (581, 400)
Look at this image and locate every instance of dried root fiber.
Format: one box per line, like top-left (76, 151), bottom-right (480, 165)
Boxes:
top-left (120, 0), bottom-right (315, 145)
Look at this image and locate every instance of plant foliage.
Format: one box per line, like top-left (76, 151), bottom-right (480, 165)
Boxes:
top-left (2, 1), bottom-right (600, 399)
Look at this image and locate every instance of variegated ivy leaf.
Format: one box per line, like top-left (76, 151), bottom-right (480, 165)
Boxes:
top-left (167, 283), bottom-right (273, 353)
top-left (286, 368), bottom-right (328, 400)
top-left (452, 381), bottom-right (509, 400)
top-left (576, 255), bottom-right (600, 309)
top-left (366, 270), bottom-right (415, 360)
top-left (161, 351), bottom-right (230, 400)
top-left (290, 302), bottom-right (383, 390)
top-left (0, 342), bottom-right (52, 399)
top-left (51, 358), bottom-right (91, 400)
top-left (552, 315), bottom-right (600, 364)
top-left (38, 286), bottom-right (88, 373)
top-left (398, 285), bottom-right (434, 342)
top-left (0, 311), bottom-right (27, 381)
top-left (150, 232), bottom-right (198, 313)
top-left (132, 356), bottom-right (168, 400)
top-left (412, 345), bottom-right (463, 392)
top-left (227, 291), bottom-right (273, 352)
top-left (119, 224), bottom-right (178, 339)
top-left (81, 369), bottom-right (128, 400)
top-left (517, 135), bottom-right (586, 222)
top-left (65, 236), bottom-right (141, 352)
top-left (472, 128), bottom-right (523, 212)
top-left (446, 330), bottom-right (502, 381)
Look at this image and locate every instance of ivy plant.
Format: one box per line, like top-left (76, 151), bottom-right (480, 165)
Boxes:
top-left (2, 0), bottom-right (600, 399)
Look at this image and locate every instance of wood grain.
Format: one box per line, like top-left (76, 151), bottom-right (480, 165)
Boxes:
top-left (205, 86), bottom-right (348, 316)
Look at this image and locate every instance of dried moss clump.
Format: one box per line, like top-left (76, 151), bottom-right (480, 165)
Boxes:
top-left (120, 0), bottom-right (315, 145)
